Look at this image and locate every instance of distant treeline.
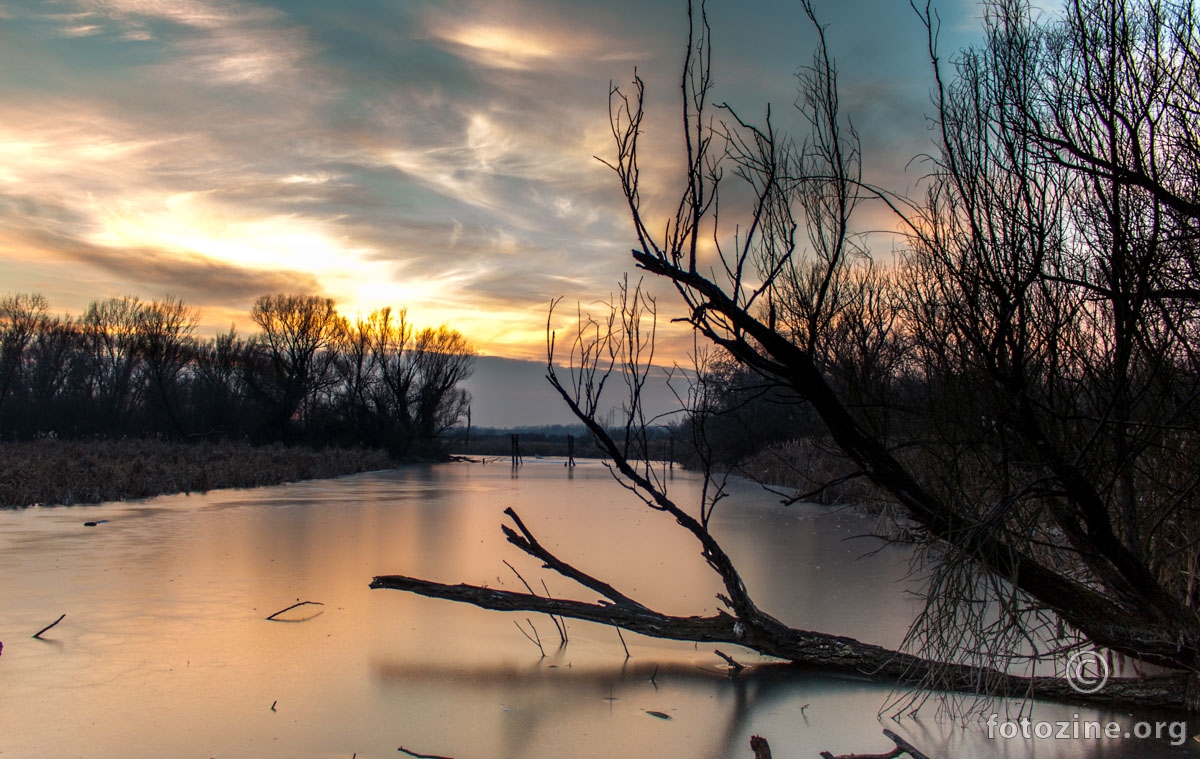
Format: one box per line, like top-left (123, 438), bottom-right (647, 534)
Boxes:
top-left (0, 292), bottom-right (474, 456)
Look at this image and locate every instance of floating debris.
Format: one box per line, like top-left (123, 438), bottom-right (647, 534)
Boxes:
top-left (33, 614), bottom-right (66, 639)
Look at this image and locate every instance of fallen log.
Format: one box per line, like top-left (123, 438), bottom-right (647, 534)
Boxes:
top-left (370, 510), bottom-right (1192, 713)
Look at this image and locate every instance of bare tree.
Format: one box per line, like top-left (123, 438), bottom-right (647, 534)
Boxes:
top-left (248, 293), bottom-right (346, 436)
top-left (81, 295), bottom-right (146, 430)
top-left (372, 0), bottom-right (1200, 714)
top-left (0, 293), bottom-right (49, 417)
top-left (192, 327), bottom-right (250, 438)
top-left (138, 295), bottom-right (198, 436)
top-left (408, 325), bottom-right (475, 442)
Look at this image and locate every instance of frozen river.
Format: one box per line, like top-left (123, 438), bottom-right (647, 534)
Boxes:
top-left (0, 459), bottom-right (1191, 757)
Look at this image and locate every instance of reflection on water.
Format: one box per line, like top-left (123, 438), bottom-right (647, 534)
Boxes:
top-left (0, 460), bottom-right (1192, 758)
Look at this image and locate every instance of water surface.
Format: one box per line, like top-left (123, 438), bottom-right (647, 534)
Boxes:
top-left (0, 460), bottom-right (1192, 757)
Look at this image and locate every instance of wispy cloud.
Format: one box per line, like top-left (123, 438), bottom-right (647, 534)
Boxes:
top-left (0, 0), bottom-right (985, 358)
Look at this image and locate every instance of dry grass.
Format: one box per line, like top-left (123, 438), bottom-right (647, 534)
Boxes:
top-left (735, 437), bottom-right (894, 511)
top-left (0, 438), bottom-right (393, 508)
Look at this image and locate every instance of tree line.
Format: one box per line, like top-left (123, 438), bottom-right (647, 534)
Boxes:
top-left (0, 292), bottom-right (474, 455)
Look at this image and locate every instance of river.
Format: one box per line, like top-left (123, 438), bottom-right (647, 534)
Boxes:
top-left (0, 459), bottom-right (1192, 757)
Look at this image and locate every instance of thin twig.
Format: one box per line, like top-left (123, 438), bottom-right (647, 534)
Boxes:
top-left (615, 625), bottom-right (631, 658)
top-left (265, 601), bottom-right (324, 620)
top-left (514, 618), bottom-right (546, 656)
top-left (501, 560), bottom-right (567, 644)
top-left (540, 579), bottom-right (569, 644)
top-left (32, 614), bottom-right (65, 639)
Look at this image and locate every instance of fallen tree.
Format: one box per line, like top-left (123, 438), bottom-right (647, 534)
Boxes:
top-left (374, 0), bottom-right (1200, 715)
top-left (371, 511), bottom-right (1190, 711)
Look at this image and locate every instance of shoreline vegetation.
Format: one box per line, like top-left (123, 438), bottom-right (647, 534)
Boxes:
top-left (0, 438), bottom-right (393, 508)
top-left (0, 424), bottom-right (875, 512)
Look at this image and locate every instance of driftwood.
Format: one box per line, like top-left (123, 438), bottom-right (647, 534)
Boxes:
top-left (750, 735), bottom-right (772, 759)
top-left (32, 614), bottom-right (66, 639)
top-left (265, 601), bottom-right (324, 621)
top-left (398, 747), bottom-right (454, 759)
top-left (818, 729), bottom-right (931, 759)
top-left (370, 507), bottom-right (1192, 712)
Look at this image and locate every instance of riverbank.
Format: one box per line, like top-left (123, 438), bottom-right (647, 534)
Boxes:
top-left (736, 437), bottom-right (892, 509)
top-left (0, 438), bottom-right (394, 508)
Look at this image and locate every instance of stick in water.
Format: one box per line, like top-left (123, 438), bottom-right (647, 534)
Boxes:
top-left (714, 649), bottom-right (746, 672)
top-left (398, 747), bottom-right (455, 759)
top-left (33, 614), bottom-right (66, 639)
top-left (265, 601), bottom-right (324, 620)
top-left (615, 625), bottom-right (631, 659)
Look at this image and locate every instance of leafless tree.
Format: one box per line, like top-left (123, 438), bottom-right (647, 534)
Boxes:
top-left (137, 295), bottom-right (198, 436)
top-left (81, 295), bottom-right (146, 428)
top-left (373, 0), bottom-right (1200, 714)
top-left (248, 293), bottom-right (346, 435)
top-left (408, 326), bottom-right (475, 442)
top-left (0, 293), bottom-right (49, 415)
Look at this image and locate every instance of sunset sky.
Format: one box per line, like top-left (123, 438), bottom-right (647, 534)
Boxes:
top-left (0, 0), bottom-right (982, 361)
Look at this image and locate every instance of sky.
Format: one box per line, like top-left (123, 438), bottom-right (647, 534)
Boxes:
top-left (0, 0), bottom-right (984, 362)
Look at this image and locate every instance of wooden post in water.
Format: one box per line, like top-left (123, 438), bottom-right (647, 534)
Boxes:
top-left (510, 434), bottom-right (522, 466)
top-left (567, 434), bottom-right (576, 467)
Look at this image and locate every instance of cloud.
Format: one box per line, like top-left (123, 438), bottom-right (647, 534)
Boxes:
top-left (0, 224), bottom-right (320, 304)
top-left (45, 0), bottom-right (319, 86)
top-left (0, 0), bottom-right (987, 361)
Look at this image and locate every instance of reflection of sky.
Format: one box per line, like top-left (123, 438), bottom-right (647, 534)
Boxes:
top-left (0, 464), bottom-right (1164, 758)
top-left (0, 0), bottom-right (981, 359)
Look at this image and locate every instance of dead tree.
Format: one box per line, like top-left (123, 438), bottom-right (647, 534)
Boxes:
top-left (374, 0), bottom-right (1200, 714)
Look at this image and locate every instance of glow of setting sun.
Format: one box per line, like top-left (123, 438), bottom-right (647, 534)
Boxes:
top-left (88, 190), bottom-right (372, 279)
top-left (438, 24), bottom-right (558, 69)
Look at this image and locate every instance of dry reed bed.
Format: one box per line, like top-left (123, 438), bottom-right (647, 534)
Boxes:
top-left (736, 437), bottom-right (893, 509)
top-left (0, 438), bottom-right (392, 508)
